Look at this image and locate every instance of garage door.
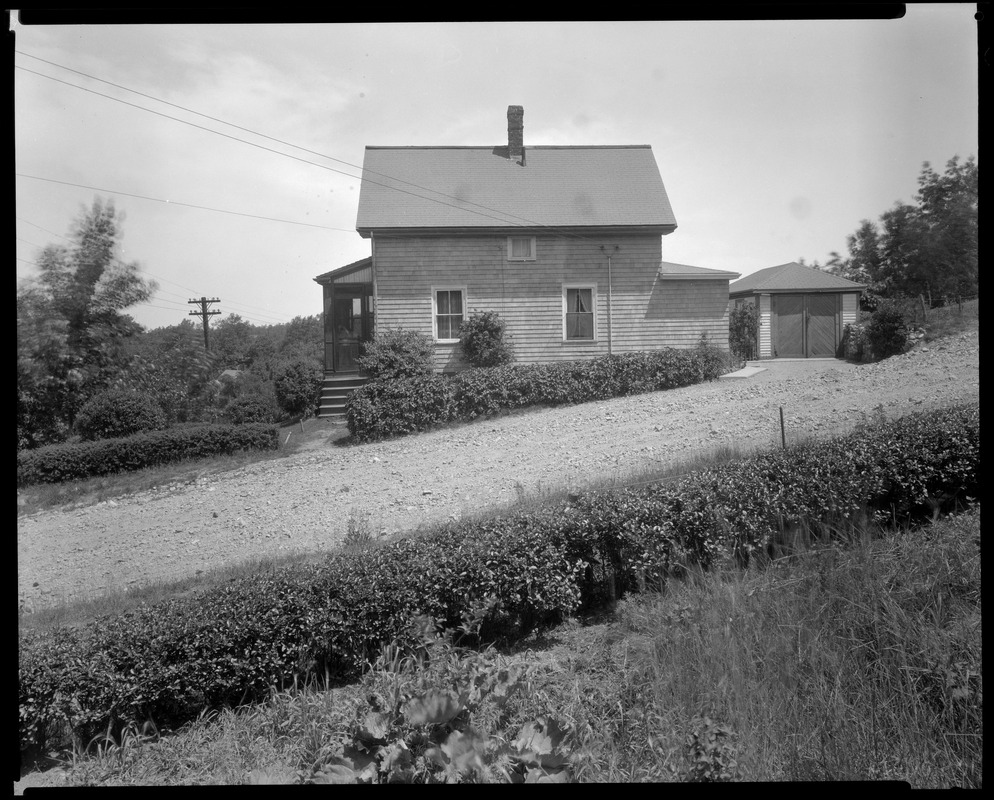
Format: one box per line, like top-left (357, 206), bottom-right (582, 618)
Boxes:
top-left (772, 294), bottom-right (840, 357)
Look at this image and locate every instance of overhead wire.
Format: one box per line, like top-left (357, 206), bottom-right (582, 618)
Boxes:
top-left (15, 51), bottom-right (623, 245)
top-left (16, 215), bottom-right (295, 326)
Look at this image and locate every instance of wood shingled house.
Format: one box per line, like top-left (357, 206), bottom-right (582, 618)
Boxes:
top-left (314, 106), bottom-right (739, 416)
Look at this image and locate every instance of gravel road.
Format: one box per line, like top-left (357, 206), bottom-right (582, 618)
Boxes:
top-left (17, 331), bottom-right (980, 613)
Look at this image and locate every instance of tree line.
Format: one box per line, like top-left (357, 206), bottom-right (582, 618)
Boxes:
top-left (17, 199), bottom-right (323, 450)
top-left (812, 155), bottom-right (978, 310)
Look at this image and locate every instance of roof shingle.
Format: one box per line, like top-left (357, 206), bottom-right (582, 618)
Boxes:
top-left (729, 262), bottom-right (865, 295)
top-left (355, 145), bottom-right (677, 235)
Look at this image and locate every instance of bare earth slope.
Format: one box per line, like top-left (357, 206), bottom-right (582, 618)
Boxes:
top-left (17, 331), bottom-right (979, 612)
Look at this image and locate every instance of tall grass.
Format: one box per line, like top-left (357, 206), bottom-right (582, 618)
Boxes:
top-left (29, 508), bottom-right (980, 787)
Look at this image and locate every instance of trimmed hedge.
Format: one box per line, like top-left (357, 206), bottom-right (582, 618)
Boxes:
top-left (16, 423), bottom-right (281, 487)
top-left (348, 348), bottom-right (728, 442)
top-left (19, 403), bottom-right (979, 756)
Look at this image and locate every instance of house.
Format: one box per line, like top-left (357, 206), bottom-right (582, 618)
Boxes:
top-left (728, 262), bottom-right (865, 359)
top-left (314, 106), bottom-right (739, 415)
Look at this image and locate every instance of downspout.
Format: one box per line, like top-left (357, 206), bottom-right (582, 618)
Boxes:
top-left (602, 245), bottom-right (619, 355)
top-left (607, 256), bottom-right (613, 355)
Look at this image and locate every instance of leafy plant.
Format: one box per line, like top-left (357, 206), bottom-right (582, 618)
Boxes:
top-left (356, 328), bottom-right (435, 381)
top-left (684, 717), bottom-right (741, 782)
top-left (274, 359), bottom-right (322, 419)
top-left (728, 302), bottom-right (759, 362)
top-left (224, 395), bottom-right (280, 425)
top-left (865, 304), bottom-right (909, 360)
top-left (305, 615), bottom-right (574, 784)
top-left (74, 387), bottom-right (168, 442)
top-left (459, 311), bottom-right (515, 369)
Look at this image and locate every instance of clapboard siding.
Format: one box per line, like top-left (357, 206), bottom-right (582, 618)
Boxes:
top-left (758, 294), bottom-right (772, 358)
top-left (372, 232), bottom-right (731, 372)
top-left (841, 292), bottom-right (860, 329)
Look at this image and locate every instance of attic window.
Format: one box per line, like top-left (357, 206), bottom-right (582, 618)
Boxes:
top-left (507, 236), bottom-right (536, 261)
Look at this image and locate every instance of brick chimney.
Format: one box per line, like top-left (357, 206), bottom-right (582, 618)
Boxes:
top-left (507, 105), bottom-right (524, 163)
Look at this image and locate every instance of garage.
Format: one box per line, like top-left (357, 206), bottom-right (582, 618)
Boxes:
top-left (729, 262), bottom-right (864, 359)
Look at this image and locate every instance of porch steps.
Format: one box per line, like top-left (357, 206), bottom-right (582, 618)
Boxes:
top-left (318, 374), bottom-right (368, 418)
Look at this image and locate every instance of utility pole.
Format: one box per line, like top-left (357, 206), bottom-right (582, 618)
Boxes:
top-left (188, 297), bottom-right (221, 350)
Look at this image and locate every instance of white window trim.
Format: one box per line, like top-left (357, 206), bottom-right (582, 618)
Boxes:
top-left (562, 283), bottom-right (598, 342)
top-left (431, 285), bottom-right (467, 343)
top-left (507, 235), bottom-right (537, 261)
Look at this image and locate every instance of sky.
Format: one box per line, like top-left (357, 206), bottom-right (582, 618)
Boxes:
top-left (13, 8), bottom-right (980, 332)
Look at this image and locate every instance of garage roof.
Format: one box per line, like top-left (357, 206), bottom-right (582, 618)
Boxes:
top-left (730, 262), bottom-right (865, 296)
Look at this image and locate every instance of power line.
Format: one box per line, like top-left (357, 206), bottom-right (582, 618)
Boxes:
top-left (15, 52), bottom-right (547, 228)
top-left (17, 214), bottom-right (295, 325)
top-left (16, 173), bottom-right (356, 233)
top-left (15, 53), bottom-right (616, 243)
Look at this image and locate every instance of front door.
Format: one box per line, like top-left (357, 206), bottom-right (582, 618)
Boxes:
top-left (327, 285), bottom-right (373, 372)
top-left (773, 294), bottom-right (840, 358)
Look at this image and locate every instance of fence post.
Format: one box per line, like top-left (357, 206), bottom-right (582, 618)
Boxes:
top-left (780, 406), bottom-right (786, 450)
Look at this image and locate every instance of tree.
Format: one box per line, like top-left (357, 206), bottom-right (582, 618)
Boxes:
top-left (914, 155), bottom-right (978, 303)
top-left (122, 319), bottom-right (219, 424)
top-left (835, 155), bottom-right (978, 309)
top-left (16, 199), bottom-right (158, 448)
top-left (209, 313), bottom-right (255, 370)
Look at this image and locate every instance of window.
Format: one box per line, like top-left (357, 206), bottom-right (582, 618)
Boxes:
top-left (433, 288), bottom-right (465, 341)
top-left (563, 285), bottom-right (595, 341)
top-left (507, 236), bottom-right (536, 261)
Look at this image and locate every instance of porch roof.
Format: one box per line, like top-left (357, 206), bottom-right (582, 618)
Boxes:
top-left (314, 256), bottom-right (372, 285)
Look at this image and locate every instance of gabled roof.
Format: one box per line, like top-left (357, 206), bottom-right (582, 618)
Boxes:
top-left (313, 256), bottom-right (372, 285)
top-left (729, 262), bottom-right (865, 296)
top-left (355, 145), bottom-right (677, 236)
top-left (658, 261), bottom-right (740, 281)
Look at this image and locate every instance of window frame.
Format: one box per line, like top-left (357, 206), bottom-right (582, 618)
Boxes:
top-left (562, 283), bottom-right (598, 342)
top-left (506, 235), bottom-right (537, 262)
top-left (432, 285), bottom-right (467, 343)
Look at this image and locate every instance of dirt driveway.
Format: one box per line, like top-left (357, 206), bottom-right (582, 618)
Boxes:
top-left (17, 331), bottom-right (979, 612)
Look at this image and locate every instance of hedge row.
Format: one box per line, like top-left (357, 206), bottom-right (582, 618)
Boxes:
top-left (347, 347), bottom-right (728, 442)
top-left (16, 423), bottom-right (281, 487)
top-left (19, 403), bottom-right (979, 756)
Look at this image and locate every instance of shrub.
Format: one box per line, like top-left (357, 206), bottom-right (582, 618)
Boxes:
top-left (347, 374), bottom-right (455, 442)
top-left (347, 347), bottom-right (730, 441)
top-left (459, 311), bottom-right (515, 368)
top-left (865, 304), bottom-right (909, 360)
top-left (18, 403), bottom-right (980, 757)
top-left (728, 303), bottom-right (759, 362)
top-left (74, 388), bottom-right (168, 442)
top-left (274, 359), bottom-right (322, 419)
top-left (224, 395), bottom-right (280, 424)
top-left (356, 328), bottom-right (436, 381)
top-left (841, 322), bottom-right (868, 361)
top-left (17, 423), bottom-right (281, 486)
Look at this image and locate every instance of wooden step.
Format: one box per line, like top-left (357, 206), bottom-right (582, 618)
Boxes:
top-left (317, 374), bottom-right (369, 418)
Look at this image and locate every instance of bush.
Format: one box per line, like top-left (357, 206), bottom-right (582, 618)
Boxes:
top-left (347, 374), bottom-right (455, 442)
top-left (274, 359), bottom-right (322, 419)
top-left (842, 322), bottom-right (869, 361)
top-left (18, 403), bottom-right (979, 758)
top-left (459, 311), bottom-right (515, 368)
top-left (347, 348), bottom-right (730, 441)
top-left (356, 328), bottom-right (436, 381)
top-left (865, 304), bottom-right (909, 360)
top-left (17, 423), bottom-right (281, 486)
top-left (224, 395), bottom-right (280, 424)
top-left (74, 388), bottom-right (168, 442)
top-left (728, 303), bottom-right (759, 362)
